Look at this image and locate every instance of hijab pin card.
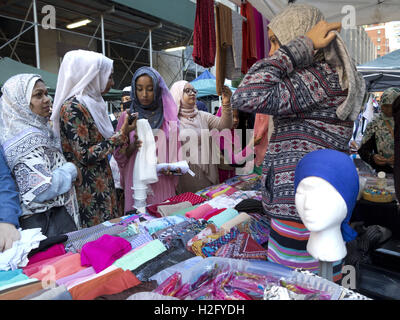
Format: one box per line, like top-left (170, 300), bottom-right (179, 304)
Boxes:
top-left (294, 149), bottom-right (359, 281)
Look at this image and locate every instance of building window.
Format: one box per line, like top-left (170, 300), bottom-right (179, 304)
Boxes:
top-left (377, 38), bottom-right (381, 42)
top-left (377, 30), bottom-right (381, 34)
top-left (377, 45), bottom-right (381, 50)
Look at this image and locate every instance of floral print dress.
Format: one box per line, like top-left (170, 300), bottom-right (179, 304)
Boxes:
top-left (59, 97), bottom-right (128, 227)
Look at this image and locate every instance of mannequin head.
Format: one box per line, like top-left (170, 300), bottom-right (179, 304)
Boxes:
top-left (294, 149), bottom-right (359, 261)
top-left (295, 176), bottom-right (347, 232)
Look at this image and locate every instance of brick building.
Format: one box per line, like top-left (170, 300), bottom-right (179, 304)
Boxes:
top-left (364, 24), bottom-right (390, 58)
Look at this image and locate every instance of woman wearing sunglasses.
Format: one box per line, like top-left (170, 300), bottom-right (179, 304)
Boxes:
top-left (170, 81), bottom-right (233, 193)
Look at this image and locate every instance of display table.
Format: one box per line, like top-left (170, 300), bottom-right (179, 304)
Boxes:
top-left (0, 174), bottom-right (369, 300)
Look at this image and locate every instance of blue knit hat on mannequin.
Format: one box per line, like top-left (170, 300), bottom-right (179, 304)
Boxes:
top-left (294, 149), bottom-right (359, 242)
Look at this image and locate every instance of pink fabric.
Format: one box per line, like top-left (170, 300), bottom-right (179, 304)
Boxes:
top-left (114, 111), bottom-right (178, 213)
top-left (185, 203), bottom-right (214, 219)
top-left (23, 252), bottom-right (74, 277)
top-left (254, 113), bottom-right (270, 167)
top-left (166, 192), bottom-right (206, 206)
top-left (80, 234), bottom-right (132, 273)
top-left (203, 208), bottom-right (226, 221)
top-left (29, 253), bottom-right (86, 281)
top-left (27, 243), bottom-right (66, 266)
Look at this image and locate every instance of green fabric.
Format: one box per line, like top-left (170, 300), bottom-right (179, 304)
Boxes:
top-left (171, 204), bottom-right (200, 216)
top-left (253, 165), bottom-right (263, 175)
top-left (113, 239), bottom-right (167, 271)
top-left (208, 208), bottom-right (239, 229)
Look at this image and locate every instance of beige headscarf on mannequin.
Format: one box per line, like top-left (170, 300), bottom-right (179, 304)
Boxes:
top-left (268, 4), bottom-right (366, 121)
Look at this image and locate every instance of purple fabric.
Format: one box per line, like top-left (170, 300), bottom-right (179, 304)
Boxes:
top-left (56, 266), bottom-right (96, 286)
top-left (253, 7), bottom-right (265, 60)
top-left (262, 17), bottom-right (270, 57)
top-left (80, 234), bottom-right (132, 273)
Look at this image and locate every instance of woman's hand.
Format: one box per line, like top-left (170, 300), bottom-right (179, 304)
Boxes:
top-left (305, 20), bottom-right (341, 49)
top-left (120, 112), bottom-right (137, 137)
top-left (0, 223), bottom-right (20, 252)
top-left (221, 85), bottom-right (232, 106)
top-left (373, 154), bottom-right (388, 166)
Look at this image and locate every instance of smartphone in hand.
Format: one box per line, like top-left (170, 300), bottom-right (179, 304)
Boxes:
top-left (128, 111), bottom-right (138, 125)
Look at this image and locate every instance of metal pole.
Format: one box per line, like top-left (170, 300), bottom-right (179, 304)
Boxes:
top-left (101, 15), bottom-right (106, 55)
top-left (149, 29), bottom-right (152, 67)
top-left (32, 0), bottom-right (40, 68)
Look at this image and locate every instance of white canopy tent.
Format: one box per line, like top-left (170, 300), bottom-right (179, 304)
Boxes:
top-left (231, 0), bottom-right (400, 26)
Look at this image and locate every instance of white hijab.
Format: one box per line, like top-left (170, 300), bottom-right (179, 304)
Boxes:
top-left (51, 49), bottom-right (115, 139)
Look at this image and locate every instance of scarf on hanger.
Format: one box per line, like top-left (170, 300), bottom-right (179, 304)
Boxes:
top-left (51, 49), bottom-right (115, 139)
top-left (268, 3), bottom-right (365, 121)
top-left (0, 74), bottom-right (61, 170)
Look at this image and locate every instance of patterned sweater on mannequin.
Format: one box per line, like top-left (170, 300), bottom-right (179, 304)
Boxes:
top-left (231, 36), bottom-right (353, 222)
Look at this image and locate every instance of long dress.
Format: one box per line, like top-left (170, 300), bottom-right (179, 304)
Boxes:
top-left (59, 97), bottom-right (127, 227)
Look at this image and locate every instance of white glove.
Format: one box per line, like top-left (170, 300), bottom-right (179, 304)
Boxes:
top-left (0, 223), bottom-right (20, 252)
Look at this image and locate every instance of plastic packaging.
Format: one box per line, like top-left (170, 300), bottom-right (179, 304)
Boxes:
top-left (376, 171), bottom-right (387, 189)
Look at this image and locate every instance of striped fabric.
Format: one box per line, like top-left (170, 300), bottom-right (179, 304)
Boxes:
top-left (267, 218), bottom-right (343, 283)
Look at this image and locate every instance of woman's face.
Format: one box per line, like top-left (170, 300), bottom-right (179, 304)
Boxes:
top-left (268, 29), bottom-right (281, 57)
top-left (136, 75), bottom-right (154, 106)
top-left (101, 71), bottom-right (114, 95)
top-left (30, 80), bottom-right (51, 118)
top-left (182, 83), bottom-right (197, 106)
top-left (232, 109), bottom-right (239, 129)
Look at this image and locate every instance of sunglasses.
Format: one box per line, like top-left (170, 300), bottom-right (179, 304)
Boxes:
top-left (183, 88), bottom-right (198, 95)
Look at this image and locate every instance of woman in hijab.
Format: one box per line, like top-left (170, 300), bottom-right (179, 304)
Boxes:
top-left (170, 81), bottom-right (233, 193)
top-left (113, 66), bottom-right (180, 212)
top-left (0, 74), bottom-right (80, 234)
top-left (358, 87), bottom-right (400, 174)
top-left (52, 50), bottom-right (136, 228)
top-left (231, 4), bottom-right (366, 282)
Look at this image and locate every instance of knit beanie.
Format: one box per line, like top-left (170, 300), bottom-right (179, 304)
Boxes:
top-left (294, 149), bottom-right (359, 242)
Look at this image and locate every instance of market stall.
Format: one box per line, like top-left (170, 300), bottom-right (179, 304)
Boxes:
top-left (0, 173), bottom-right (370, 300)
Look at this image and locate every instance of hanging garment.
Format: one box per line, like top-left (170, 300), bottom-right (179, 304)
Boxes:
top-left (192, 0), bottom-right (216, 68)
top-left (215, 3), bottom-right (233, 96)
top-left (241, 2), bottom-right (258, 74)
top-left (132, 119), bottom-right (158, 207)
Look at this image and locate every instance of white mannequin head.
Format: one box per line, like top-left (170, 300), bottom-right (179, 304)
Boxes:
top-left (294, 149), bottom-right (360, 262)
top-left (295, 176), bottom-right (348, 261)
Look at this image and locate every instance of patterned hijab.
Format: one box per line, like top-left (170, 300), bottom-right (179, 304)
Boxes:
top-left (130, 67), bottom-right (164, 130)
top-left (0, 74), bottom-right (61, 170)
top-left (268, 3), bottom-right (366, 122)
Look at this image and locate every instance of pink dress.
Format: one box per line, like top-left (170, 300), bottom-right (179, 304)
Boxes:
top-left (113, 111), bottom-right (178, 213)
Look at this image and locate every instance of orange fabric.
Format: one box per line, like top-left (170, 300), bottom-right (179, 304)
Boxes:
top-left (23, 252), bottom-right (74, 277)
top-left (68, 268), bottom-right (141, 300)
top-left (29, 253), bottom-right (87, 281)
top-left (254, 114), bottom-right (270, 167)
top-left (0, 281), bottom-right (42, 300)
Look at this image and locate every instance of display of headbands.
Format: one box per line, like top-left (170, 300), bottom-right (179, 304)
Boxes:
top-left (156, 161), bottom-right (195, 177)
